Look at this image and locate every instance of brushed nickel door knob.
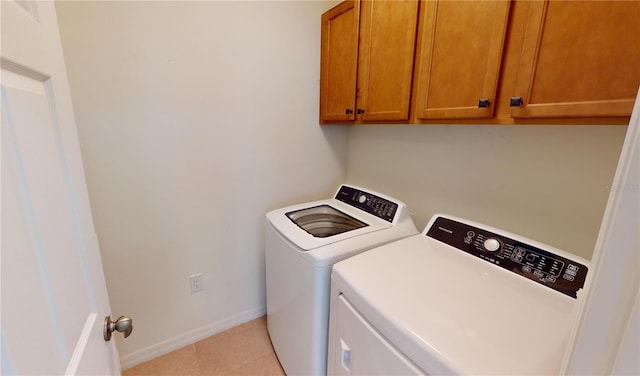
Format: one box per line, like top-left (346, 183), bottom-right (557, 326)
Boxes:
top-left (104, 315), bottom-right (133, 341)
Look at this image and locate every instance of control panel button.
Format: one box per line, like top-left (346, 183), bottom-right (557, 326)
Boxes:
top-left (358, 194), bottom-right (367, 204)
top-left (483, 238), bottom-right (501, 252)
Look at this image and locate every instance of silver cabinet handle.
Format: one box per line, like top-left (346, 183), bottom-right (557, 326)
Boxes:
top-left (104, 315), bottom-right (133, 341)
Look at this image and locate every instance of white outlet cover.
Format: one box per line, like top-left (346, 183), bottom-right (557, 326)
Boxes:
top-left (190, 274), bottom-right (204, 293)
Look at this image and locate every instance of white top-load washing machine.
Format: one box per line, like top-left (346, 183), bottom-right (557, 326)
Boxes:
top-left (328, 214), bottom-right (589, 375)
top-left (265, 184), bottom-right (418, 376)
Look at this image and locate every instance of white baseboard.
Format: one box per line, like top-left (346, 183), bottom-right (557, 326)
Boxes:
top-left (119, 306), bottom-right (267, 370)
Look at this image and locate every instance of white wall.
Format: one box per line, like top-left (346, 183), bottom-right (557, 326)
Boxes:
top-left (345, 124), bottom-right (626, 260)
top-left (55, 0), bottom-right (347, 367)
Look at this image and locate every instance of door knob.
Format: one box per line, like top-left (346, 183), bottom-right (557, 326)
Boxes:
top-left (104, 315), bottom-right (133, 341)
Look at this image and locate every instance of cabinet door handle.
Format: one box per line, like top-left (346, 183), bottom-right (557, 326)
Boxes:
top-left (357, 108), bottom-right (365, 114)
top-left (478, 99), bottom-right (490, 108)
top-left (345, 109), bottom-right (353, 115)
top-left (510, 97), bottom-right (523, 107)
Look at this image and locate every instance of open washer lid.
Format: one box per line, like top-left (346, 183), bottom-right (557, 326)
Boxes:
top-left (332, 214), bottom-right (589, 375)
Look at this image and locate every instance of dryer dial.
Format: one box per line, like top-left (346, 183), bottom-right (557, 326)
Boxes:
top-left (484, 238), bottom-right (501, 252)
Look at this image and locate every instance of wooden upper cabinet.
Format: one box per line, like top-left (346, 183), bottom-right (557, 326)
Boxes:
top-left (357, 0), bottom-right (419, 122)
top-left (320, 1), bottom-right (359, 122)
top-left (321, 0), bottom-right (638, 125)
top-left (320, 0), bottom-right (419, 123)
top-left (511, 0), bottom-right (640, 118)
top-left (413, 1), bottom-right (511, 120)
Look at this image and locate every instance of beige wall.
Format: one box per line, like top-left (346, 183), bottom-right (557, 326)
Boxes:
top-left (56, 0), bottom-right (627, 368)
top-left (345, 124), bottom-right (626, 259)
top-left (55, 0), bottom-right (347, 367)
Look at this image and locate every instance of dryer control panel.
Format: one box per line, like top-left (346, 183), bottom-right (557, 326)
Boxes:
top-left (335, 186), bottom-right (398, 223)
top-left (426, 216), bottom-right (588, 298)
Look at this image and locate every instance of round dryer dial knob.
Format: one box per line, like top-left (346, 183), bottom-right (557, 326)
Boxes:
top-left (358, 194), bottom-right (367, 204)
top-left (484, 238), bottom-right (501, 252)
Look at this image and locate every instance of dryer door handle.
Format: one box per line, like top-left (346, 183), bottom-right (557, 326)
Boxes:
top-left (340, 338), bottom-right (352, 374)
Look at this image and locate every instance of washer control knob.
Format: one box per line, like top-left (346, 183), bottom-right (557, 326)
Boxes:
top-left (358, 194), bottom-right (367, 204)
top-left (484, 238), bottom-right (501, 252)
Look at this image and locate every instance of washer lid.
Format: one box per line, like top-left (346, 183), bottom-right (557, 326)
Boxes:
top-left (332, 222), bottom-right (585, 375)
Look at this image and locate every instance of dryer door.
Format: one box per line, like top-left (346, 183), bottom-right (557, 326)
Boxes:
top-left (329, 295), bottom-right (424, 375)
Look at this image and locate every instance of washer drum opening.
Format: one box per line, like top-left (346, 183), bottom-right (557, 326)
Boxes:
top-left (286, 205), bottom-right (368, 239)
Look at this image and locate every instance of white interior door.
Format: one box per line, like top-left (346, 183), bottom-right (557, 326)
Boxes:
top-left (563, 88), bottom-right (640, 374)
top-left (1, 1), bottom-right (122, 374)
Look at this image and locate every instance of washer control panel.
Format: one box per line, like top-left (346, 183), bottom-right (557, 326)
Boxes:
top-left (426, 216), bottom-right (588, 298)
top-left (335, 186), bottom-right (398, 222)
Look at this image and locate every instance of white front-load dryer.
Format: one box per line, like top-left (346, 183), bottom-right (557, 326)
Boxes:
top-left (328, 214), bottom-right (590, 375)
top-left (265, 185), bottom-right (418, 376)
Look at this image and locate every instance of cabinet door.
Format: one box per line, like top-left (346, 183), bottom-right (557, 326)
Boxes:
top-left (356, 0), bottom-right (419, 122)
top-left (414, 1), bottom-right (510, 120)
top-left (320, 1), bottom-right (360, 122)
top-left (511, 0), bottom-right (640, 118)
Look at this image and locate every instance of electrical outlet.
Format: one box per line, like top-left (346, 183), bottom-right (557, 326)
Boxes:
top-left (190, 273), bottom-right (204, 293)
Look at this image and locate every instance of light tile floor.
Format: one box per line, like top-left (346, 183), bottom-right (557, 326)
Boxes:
top-left (123, 316), bottom-right (285, 376)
